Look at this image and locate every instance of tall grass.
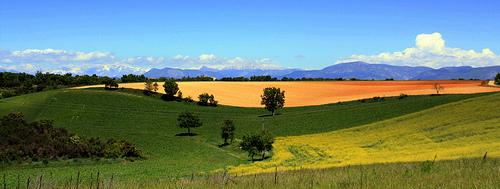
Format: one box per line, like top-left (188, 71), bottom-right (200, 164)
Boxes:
top-left (4, 157), bottom-right (498, 188)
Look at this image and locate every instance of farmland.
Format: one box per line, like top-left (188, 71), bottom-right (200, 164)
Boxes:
top-left (73, 80), bottom-right (500, 107)
top-left (1, 81), bottom-right (499, 187)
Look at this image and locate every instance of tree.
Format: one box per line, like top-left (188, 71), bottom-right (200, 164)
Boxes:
top-left (198, 93), bottom-right (218, 106)
top-left (434, 83), bottom-right (444, 95)
top-left (495, 73), bottom-right (500, 85)
top-left (221, 118), bottom-right (235, 145)
top-left (198, 92), bottom-right (210, 105)
top-left (177, 111), bottom-right (202, 135)
top-left (209, 94), bottom-right (218, 106)
top-left (103, 78), bottom-right (118, 89)
top-left (153, 82), bottom-right (159, 92)
top-left (163, 79), bottom-right (179, 98)
top-left (144, 79), bottom-right (154, 93)
top-left (260, 87), bottom-right (285, 116)
top-left (240, 130), bottom-right (275, 161)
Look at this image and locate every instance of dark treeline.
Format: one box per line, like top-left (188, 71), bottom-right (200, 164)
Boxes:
top-left (0, 111), bottom-right (147, 162)
top-left (0, 71), bottom-right (117, 98)
top-left (121, 74), bottom-right (215, 83)
top-left (219, 75), bottom-right (355, 81)
top-left (130, 74), bottom-right (361, 82)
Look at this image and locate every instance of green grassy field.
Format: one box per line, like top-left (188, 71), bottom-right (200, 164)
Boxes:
top-left (0, 87), bottom-right (497, 187)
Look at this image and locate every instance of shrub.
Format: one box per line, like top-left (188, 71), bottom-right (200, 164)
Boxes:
top-left (398, 93), bottom-right (408, 99)
top-left (198, 93), bottom-right (217, 106)
top-left (1, 91), bottom-right (17, 99)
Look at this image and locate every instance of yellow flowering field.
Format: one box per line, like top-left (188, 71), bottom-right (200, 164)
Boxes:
top-left (227, 93), bottom-right (500, 175)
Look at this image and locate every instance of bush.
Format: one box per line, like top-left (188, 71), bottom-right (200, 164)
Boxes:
top-left (1, 91), bottom-right (17, 99)
top-left (398, 93), bottom-right (408, 99)
top-left (198, 93), bottom-right (217, 106)
top-left (0, 111), bottom-right (147, 162)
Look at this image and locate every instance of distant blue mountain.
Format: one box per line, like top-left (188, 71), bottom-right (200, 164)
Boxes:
top-left (144, 66), bottom-right (300, 79)
top-left (136, 61), bottom-right (500, 80)
top-left (283, 62), bottom-right (433, 80)
top-left (412, 66), bottom-right (500, 80)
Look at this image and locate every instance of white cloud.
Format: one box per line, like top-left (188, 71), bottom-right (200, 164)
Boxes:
top-left (0, 48), bottom-right (280, 74)
top-left (337, 32), bottom-right (500, 68)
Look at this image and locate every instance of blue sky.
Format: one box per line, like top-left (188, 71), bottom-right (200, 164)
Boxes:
top-left (1, 0), bottom-right (499, 74)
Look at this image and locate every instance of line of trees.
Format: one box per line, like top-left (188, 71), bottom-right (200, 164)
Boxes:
top-left (0, 71), bottom-right (118, 98)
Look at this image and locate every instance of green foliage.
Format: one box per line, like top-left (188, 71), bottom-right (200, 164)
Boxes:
top-left (0, 111), bottom-right (146, 162)
top-left (240, 130), bottom-right (275, 161)
top-left (495, 72), bottom-right (500, 84)
top-left (144, 79), bottom-right (154, 95)
top-left (177, 111), bottom-right (202, 134)
top-left (120, 74), bottom-right (147, 83)
top-left (1, 91), bottom-right (17, 99)
top-left (398, 93), bottom-right (408, 99)
top-left (163, 79), bottom-right (179, 98)
top-left (176, 90), bottom-right (183, 102)
top-left (102, 78), bottom-right (118, 89)
top-left (153, 82), bottom-right (159, 92)
top-left (261, 87), bottom-right (285, 116)
top-left (221, 118), bottom-right (236, 144)
top-left (198, 92), bottom-right (218, 106)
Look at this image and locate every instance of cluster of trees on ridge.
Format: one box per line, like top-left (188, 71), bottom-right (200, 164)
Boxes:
top-left (0, 111), bottom-right (147, 163)
top-left (0, 71), bottom-right (118, 99)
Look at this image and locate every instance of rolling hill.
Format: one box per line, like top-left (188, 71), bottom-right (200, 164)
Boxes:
top-left (0, 87), bottom-right (497, 185)
top-left (228, 92), bottom-right (500, 175)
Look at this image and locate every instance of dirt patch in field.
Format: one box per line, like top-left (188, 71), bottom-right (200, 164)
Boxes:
top-left (71, 80), bottom-right (500, 107)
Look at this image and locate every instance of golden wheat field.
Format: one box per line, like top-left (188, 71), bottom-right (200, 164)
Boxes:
top-left (226, 92), bottom-right (500, 175)
top-left (73, 80), bottom-right (500, 107)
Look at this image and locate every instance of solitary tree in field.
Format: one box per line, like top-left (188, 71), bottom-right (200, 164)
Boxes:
top-left (144, 79), bottom-right (154, 92)
top-left (103, 78), bottom-right (118, 89)
top-left (221, 118), bottom-right (235, 145)
top-left (177, 111), bottom-right (202, 135)
top-left (163, 79), bottom-right (179, 98)
top-left (495, 72), bottom-right (500, 85)
top-left (240, 130), bottom-right (275, 161)
top-left (434, 83), bottom-right (444, 95)
top-left (261, 87), bottom-right (285, 116)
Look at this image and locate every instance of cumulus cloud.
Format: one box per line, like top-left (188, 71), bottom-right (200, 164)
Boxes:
top-left (0, 48), bottom-right (280, 74)
top-left (337, 33), bottom-right (500, 68)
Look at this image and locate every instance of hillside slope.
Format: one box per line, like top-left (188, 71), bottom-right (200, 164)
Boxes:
top-left (0, 88), bottom-right (496, 183)
top-left (228, 92), bottom-right (500, 175)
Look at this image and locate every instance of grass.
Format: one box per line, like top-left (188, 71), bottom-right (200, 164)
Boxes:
top-left (0, 87), bottom-right (497, 186)
top-left (4, 157), bottom-right (499, 188)
top-left (227, 92), bottom-right (500, 175)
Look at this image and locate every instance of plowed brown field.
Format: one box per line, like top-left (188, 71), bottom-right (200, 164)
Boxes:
top-left (72, 80), bottom-right (500, 107)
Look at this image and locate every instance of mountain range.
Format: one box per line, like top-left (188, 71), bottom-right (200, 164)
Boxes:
top-left (3, 62), bottom-right (500, 80)
top-left (143, 62), bottom-right (500, 80)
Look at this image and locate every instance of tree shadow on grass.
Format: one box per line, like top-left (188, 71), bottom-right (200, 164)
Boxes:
top-left (174, 133), bottom-right (199, 137)
top-left (249, 156), bottom-right (272, 162)
top-left (218, 143), bottom-right (230, 148)
top-left (161, 94), bottom-right (177, 101)
top-left (257, 113), bottom-right (282, 118)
